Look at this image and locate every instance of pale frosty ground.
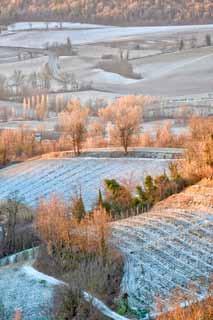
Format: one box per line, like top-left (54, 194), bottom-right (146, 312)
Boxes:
top-left (87, 68), bottom-right (141, 84)
top-left (112, 181), bottom-right (213, 316)
top-left (0, 158), bottom-right (170, 209)
top-left (8, 22), bottom-right (107, 31)
top-left (0, 263), bottom-right (55, 320)
top-left (0, 262), bottom-right (130, 320)
top-left (1, 23), bottom-right (213, 96)
top-left (2, 23), bottom-right (213, 47)
top-left (113, 210), bottom-right (213, 315)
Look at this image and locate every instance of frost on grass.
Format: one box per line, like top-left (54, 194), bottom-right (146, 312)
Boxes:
top-left (112, 180), bottom-right (213, 317)
top-left (0, 263), bottom-right (56, 320)
top-left (0, 157), bottom-right (170, 209)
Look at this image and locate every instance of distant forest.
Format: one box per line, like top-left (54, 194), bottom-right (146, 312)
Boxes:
top-left (0, 0), bottom-right (212, 25)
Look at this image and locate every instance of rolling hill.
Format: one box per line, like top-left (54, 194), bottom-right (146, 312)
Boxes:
top-left (113, 179), bottom-right (213, 316)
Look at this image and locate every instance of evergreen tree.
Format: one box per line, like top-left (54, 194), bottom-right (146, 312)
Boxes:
top-left (71, 194), bottom-right (86, 222)
top-left (97, 189), bottom-right (104, 208)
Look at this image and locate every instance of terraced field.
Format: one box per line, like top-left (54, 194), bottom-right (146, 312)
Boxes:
top-left (113, 180), bottom-right (213, 317)
top-left (0, 157), bottom-right (170, 209)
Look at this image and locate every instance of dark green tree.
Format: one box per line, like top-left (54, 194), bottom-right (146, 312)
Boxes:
top-left (71, 194), bottom-right (86, 223)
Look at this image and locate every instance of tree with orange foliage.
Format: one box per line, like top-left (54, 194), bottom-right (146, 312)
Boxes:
top-left (157, 296), bottom-right (212, 320)
top-left (87, 120), bottom-right (105, 148)
top-left (35, 195), bottom-right (111, 260)
top-left (99, 96), bottom-right (144, 154)
top-left (58, 100), bottom-right (89, 155)
top-left (35, 196), bottom-right (71, 256)
top-left (180, 117), bottom-right (213, 181)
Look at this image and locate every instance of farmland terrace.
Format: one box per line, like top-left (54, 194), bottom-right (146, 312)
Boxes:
top-left (112, 179), bottom-right (213, 317)
top-left (0, 157), bottom-right (171, 209)
top-left (44, 147), bottom-right (185, 159)
top-left (0, 180), bottom-right (212, 320)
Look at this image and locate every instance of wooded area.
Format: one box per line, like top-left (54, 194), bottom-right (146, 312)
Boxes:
top-left (1, 1), bottom-right (212, 25)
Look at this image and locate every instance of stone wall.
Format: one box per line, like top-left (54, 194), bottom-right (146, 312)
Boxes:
top-left (0, 247), bottom-right (39, 268)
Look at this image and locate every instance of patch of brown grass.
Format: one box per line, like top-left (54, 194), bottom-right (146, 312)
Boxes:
top-left (157, 297), bottom-right (213, 320)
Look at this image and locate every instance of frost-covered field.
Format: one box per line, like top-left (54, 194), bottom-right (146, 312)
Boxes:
top-left (113, 181), bottom-right (213, 317)
top-left (49, 90), bottom-right (120, 105)
top-left (2, 24), bottom-right (213, 47)
top-left (1, 22), bottom-right (213, 96)
top-left (0, 158), bottom-right (170, 209)
top-left (0, 119), bottom-right (57, 131)
top-left (8, 21), bottom-right (107, 31)
top-left (87, 68), bottom-right (141, 85)
top-left (0, 263), bottom-right (56, 320)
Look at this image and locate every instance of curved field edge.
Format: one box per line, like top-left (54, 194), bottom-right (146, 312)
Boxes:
top-left (112, 179), bottom-right (213, 317)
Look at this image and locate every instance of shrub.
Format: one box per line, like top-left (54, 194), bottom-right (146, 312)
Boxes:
top-left (157, 296), bottom-right (213, 320)
top-left (180, 117), bottom-right (213, 181)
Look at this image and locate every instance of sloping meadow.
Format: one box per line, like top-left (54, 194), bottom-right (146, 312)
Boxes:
top-left (112, 179), bottom-right (213, 317)
top-left (0, 157), bottom-right (170, 209)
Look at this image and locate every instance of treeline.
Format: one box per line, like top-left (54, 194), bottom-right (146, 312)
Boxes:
top-left (0, 0), bottom-right (212, 26)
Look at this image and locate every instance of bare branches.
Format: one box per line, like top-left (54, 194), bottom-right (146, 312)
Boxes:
top-left (58, 100), bottom-right (89, 155)
top-left (99, 95), bottom-right (144, 153)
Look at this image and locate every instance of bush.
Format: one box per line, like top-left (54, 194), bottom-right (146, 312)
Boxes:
top-left (206, 34), bottom-right (212, 46)
top-left (180, 117), bottom-right (213, 181)
top-left (0, 198), bottom-right (37, 257)
top-left (101, 166), bottom-right (188, 218)
top-left (157, 296), bottom-right (213, 320)
top-left (35, 197), bottom-right (123, 320)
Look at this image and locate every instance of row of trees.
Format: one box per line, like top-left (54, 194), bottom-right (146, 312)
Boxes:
top-left (0, 68), bottom-right (83, 101)
top-left (1, 0), bottom-right (212, 25)
top-left (0, 128), bottom-right (39, 165)
top-left (180, 117), bottom-right (213, 181)
top-left (0, 127), bottom-right (76, 166)
top-left (23, 94), bottom-right (49, 121)
top-left (88, 162), bottom-right (186, 220)
top-left (7, 160), bottom-right (185, 231)
top-left (178, 34), bottom-right (212, 51)
top-left (0, 100), bottom-right (211, 174)
top-left (0, 69), bottom-right (52, 100)
top-left (57, 95), bottom-right (188, 155)
top-left (58, 96), bottom-right (147, 155)
top-left (0, 197), bottom-right (36, 258)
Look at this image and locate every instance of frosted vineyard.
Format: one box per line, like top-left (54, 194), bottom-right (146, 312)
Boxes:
top-left (113, 182), bottom-right (213, 317)
top-left (0, 157), bottom-right (170, 209)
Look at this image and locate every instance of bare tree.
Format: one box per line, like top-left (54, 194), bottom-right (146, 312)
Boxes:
top-left (38, 65), bottom-right (52, 90)
top-left (205, 34), bottom-right (212, 46)
top-left (0, 75), bottom-right (8, 99)
top-left (59, 71), bottom-right (75, 91)
top-left (11, 70), bottom-right (25, 96)
top-left (66, 37), bottom-right (72, 54)
top-left (28, 72), bottom-right (38, 89)
top-left (99, 95), bottom-right (144, 153)
top-left (58, 100), bottom-right (89, 155)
